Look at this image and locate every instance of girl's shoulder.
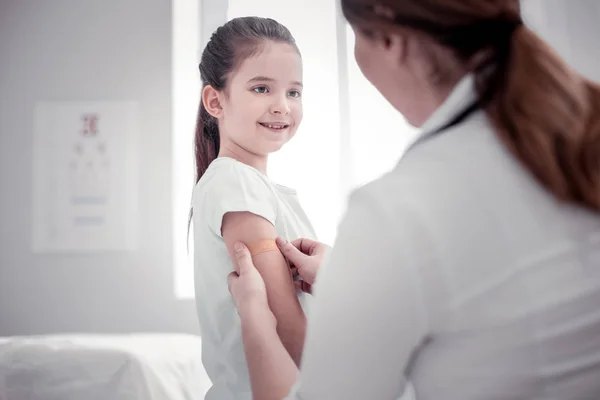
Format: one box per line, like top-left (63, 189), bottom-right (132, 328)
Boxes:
top-left (195, 157), bottom-right (275, 197)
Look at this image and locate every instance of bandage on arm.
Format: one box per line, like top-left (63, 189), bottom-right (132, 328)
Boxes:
top-left (247, 238), bottom-right (280, 257)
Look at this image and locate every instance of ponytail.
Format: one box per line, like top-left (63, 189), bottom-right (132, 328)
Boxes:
top-left (484, 26), bottom-right (600, 210)
top-left (188, 98), bottom-right (220, 240)
top-left (194, 98), bottom-right (220, 183)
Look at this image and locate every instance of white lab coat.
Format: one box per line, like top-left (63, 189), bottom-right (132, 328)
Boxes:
top-left (286, 74), bottom-right (600, 399)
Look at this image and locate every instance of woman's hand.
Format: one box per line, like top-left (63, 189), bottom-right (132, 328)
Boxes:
top-left (227, 242), bottom-right (275, 325)
top-left (276, 237), bottom-right (330, 294)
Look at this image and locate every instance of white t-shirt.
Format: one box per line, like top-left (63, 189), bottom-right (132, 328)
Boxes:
top-left (192, 157), bottom-right (317, 400)
top-left (285, 74), bottom-right (600, 399)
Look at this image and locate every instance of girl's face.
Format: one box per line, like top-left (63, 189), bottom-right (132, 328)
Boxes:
top-left (218, 41), bottom-right (303, 156)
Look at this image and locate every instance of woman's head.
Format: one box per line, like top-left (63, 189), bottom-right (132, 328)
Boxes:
top-left (342, 0), bottom-right (600, 211)
top-left (342, 0), bottom-right (522, 125)
top-left (195, 17), bottom-right (302, 182)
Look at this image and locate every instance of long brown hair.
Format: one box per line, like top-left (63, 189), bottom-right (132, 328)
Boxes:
top-left (342, 0), bottom-right (600, 210)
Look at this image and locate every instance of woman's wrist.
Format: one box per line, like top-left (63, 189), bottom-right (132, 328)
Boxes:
top-left (239, 298), bottom-right (276, 330)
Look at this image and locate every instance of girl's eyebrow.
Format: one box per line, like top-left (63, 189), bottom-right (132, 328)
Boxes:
top-left (247, 75), bottom-right (303, 87)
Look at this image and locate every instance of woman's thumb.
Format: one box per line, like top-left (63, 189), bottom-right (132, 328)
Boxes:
top-left (276, 237), bottom-right (306, 266)
top-left (233, 242), bottom-right (252, 274)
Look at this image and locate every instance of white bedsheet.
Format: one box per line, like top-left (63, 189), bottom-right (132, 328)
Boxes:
top-left (0, 333), bottom-right (210, 400)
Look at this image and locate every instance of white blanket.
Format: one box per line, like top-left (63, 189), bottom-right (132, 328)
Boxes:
top-left (0, 333), bottom-right (210, 400)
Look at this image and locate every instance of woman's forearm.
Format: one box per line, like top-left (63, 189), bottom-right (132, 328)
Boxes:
top-left (241, 302), bottom-right (299, 400)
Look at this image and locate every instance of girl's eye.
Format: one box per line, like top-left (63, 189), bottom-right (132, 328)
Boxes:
top-left (253, 86), bottom-right (269, 94)
top-left (289, 90), bottom-right (301, 98)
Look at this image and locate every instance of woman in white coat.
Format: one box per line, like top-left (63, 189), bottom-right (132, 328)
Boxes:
top-left (227, 0), bottom-right (600, 398)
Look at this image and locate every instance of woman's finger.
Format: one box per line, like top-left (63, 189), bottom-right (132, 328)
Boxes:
top-left (233, 242), bottom-right (253, 275)
top-left (276, 237), bottom-right (308, 266)
top-left (293, 280), bottom-right (304, 293)
top-left (227, 271), bottom-right (239, 294)
top-left (293, 280), bottom-right (312, 294)
top-left (302, 281), bottom-right (313, 295)
top-left (290, 237), bottom-right (319, 255)
top-left (290, 266), bottom-right (298, 276)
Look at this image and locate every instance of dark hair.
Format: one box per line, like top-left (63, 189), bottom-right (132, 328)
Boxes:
top-left (342, 0), bottom-right (600, 211)
top-left (194, 16), bottom-right (299, 183)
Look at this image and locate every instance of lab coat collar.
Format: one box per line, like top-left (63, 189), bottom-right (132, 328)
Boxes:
top-left (419, 73), bottom-right (478, 136)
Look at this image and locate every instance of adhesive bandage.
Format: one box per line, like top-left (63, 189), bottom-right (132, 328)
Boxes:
top-left (246, 238), bottom-right (279, 257)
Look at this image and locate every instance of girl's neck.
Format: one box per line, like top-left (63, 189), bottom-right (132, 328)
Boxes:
top-left (218, 143), bottom-right (268, 175)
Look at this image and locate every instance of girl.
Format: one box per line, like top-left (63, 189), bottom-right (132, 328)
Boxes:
top-left (191, 17), bottom-right (317, 400)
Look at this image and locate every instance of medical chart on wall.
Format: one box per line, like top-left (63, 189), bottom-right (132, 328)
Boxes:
top-left (32, 101), bottom-right (140, 253)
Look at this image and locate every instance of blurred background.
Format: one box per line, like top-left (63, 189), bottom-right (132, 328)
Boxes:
top-left (0, 0), bottom-right (599, 337)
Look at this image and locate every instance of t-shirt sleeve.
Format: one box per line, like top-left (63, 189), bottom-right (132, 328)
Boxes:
top-left (201, 162), bottom-right (277, 237)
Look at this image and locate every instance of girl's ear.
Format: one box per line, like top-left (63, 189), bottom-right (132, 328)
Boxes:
top-left (202, 85), bottom-right (224, 119)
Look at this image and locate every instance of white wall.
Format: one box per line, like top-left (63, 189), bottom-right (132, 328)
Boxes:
top-left (0, 0), bottom-right (199, 335)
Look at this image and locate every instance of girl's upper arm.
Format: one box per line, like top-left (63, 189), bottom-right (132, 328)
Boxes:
top-left (288, 188), bottom-right (430, 399)
top-left (222, 211), bottom-right (307, 365)
top-left (199, 161), bottom-right (307, 363)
